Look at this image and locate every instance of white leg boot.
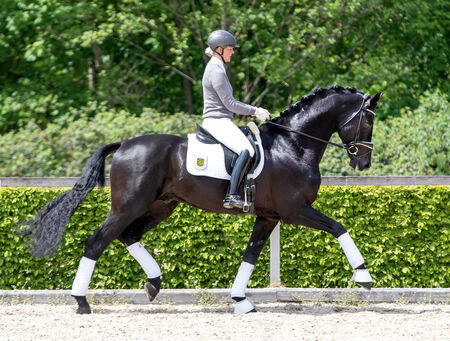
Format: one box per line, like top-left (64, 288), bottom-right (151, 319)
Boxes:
top-left (234, 298), bottom-right (256, 314)
top-left (71, 256), bottom-right (96, 314)
top-left (231, 262), bottom-right (256, 314)
top-left (71, 256), bottom-right (96, 297)
top-left (338, 232), bottom-right (372, 289)
top-left (126, 242), bottom-right (161, 278)
top-left (127, 242), bottom-right (162, 301)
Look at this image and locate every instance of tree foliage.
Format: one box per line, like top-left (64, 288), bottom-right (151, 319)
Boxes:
top-left (1, 89), bottom-right (447, 177)
top-left (0, 105), bottom-right (200, 177)
top-left (1, 0), bottom-right (448, 133)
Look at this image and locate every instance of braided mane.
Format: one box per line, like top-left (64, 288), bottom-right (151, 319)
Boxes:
top-left (277, 85), bottom-right (365, 119)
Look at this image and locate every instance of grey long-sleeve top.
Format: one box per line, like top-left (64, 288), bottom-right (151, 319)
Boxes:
top-left (202, 57), bottom-right (256, 120)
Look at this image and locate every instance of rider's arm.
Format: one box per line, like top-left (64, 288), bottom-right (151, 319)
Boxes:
top-left (212, 67), bottom-right (256, 116)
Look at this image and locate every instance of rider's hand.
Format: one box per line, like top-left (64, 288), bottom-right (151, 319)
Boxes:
top-left (254, 107), bottom-right (270, 122)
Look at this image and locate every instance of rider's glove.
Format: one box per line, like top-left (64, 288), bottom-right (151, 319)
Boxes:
top-left (254, 107), bottom-right (270, 122)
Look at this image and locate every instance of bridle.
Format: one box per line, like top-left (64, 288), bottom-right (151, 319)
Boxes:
top-left (265, 94), bottom-right (375, 157)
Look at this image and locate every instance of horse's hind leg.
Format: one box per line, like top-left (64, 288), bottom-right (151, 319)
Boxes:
top-left (119, 201), bottom-right (178, 302)
top-left (231, 216), bottom-right (279, 314)
top-left (71, 212), bottom-right (136, 314)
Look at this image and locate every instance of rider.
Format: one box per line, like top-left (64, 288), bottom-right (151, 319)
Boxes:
top-left (202, 30), bottom-right (270, 209)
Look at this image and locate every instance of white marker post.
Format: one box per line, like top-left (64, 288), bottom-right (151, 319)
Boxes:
top-left (270, 222), bottom-right (281, 286)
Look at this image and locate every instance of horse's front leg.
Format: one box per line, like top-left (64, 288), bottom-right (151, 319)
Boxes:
top-left (231, 216), bottom-right (279, 314)
top-left (288, 203), bottom-right (372, 289)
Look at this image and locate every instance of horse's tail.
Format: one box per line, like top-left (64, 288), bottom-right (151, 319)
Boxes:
top-left (18, 142), bottom-right (122, 258)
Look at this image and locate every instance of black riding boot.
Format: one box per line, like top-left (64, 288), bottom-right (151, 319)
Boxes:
top-left (223, 150), bottom-right (251, 209)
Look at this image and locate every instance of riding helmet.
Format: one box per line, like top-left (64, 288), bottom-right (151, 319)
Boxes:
top-left (207, 30), bottom-right (239, 52)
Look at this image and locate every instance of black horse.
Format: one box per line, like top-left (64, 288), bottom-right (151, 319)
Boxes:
top-left (21, 85), bottom-right (382, 314)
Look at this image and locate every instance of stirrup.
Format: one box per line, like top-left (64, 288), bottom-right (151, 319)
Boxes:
top-left (223, 194), bottom-right (244, 209)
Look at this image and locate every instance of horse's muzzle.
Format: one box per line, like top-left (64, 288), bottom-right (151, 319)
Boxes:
top-left (350, 157), bottom-right (371, 171)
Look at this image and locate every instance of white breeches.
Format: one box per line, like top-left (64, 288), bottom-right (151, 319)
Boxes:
top-left (202, 118), bottom-right (255, 157)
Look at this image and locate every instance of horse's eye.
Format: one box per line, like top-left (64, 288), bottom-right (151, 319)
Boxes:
top-left (364, 114), bottom-right (374, 126)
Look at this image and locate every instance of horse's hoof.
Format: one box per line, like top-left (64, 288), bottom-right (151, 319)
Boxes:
top-left (144, 281), bottom-right (159, 302)
top-left (357, 282), bottom-right (371, 291)
top-left (234, 298), bottom-right (256, 314)
top-left (76, 306), bottom-right (91, 314)
top-left (352, 269), bottom-right (372, 286)
top-left (72, 295), bottom-right (91, 314)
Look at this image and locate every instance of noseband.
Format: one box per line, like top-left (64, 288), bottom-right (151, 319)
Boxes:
top-left (266, 94), bottom-right (375, 157)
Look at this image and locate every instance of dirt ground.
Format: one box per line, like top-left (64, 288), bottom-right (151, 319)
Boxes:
top-left (0, 302), bottom-right (448, 341)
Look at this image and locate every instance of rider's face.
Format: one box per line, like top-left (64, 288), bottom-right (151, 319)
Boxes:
top-left (221, 46), bottom-right (235, 63)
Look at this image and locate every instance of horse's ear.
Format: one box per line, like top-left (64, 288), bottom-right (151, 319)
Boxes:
top-left (367, 92), bottom-right (383, 110)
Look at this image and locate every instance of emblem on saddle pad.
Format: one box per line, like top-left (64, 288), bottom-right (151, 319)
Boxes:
top-left (194, 155), bottom-right (207, 170)
top-left (196, 158), bottom-right (205, 168)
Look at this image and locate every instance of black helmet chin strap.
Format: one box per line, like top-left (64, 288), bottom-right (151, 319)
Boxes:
top-left (214, 47), bottom-right (227, 64)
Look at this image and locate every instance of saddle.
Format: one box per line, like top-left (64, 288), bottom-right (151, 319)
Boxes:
top-left (195, 123), bottom-right (261, 175)
top-left (186, 122), bottom-right (265, 213)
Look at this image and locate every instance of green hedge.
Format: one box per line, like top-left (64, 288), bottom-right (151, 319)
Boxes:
top-left (0, 186), bottom-right (448, 290)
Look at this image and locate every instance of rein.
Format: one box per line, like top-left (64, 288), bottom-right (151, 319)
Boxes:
top-left (265, 94), bottom-right (375, 156)
top-left (265, 121), bottom-right (347, 149)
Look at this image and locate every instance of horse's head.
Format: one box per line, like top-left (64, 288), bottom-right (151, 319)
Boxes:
top-left (337, 92), bottom-right (383, 171)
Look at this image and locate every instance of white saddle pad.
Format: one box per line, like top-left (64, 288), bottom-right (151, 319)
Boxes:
top-left (186, 131), bottom-right (265, 181)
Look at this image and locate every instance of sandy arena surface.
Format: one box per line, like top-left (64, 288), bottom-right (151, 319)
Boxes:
top-left (0, 302), bottom-right (448, 341)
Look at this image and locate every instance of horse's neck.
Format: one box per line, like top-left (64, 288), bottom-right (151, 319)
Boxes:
top-left (285, 103), bottom-right (337, 140)
top-left (289, 98), bottom-right (340, 133)
top-left (272, 99), bottom-right (342, 164)
top-left (263, 92), bottom-right (364, 167)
